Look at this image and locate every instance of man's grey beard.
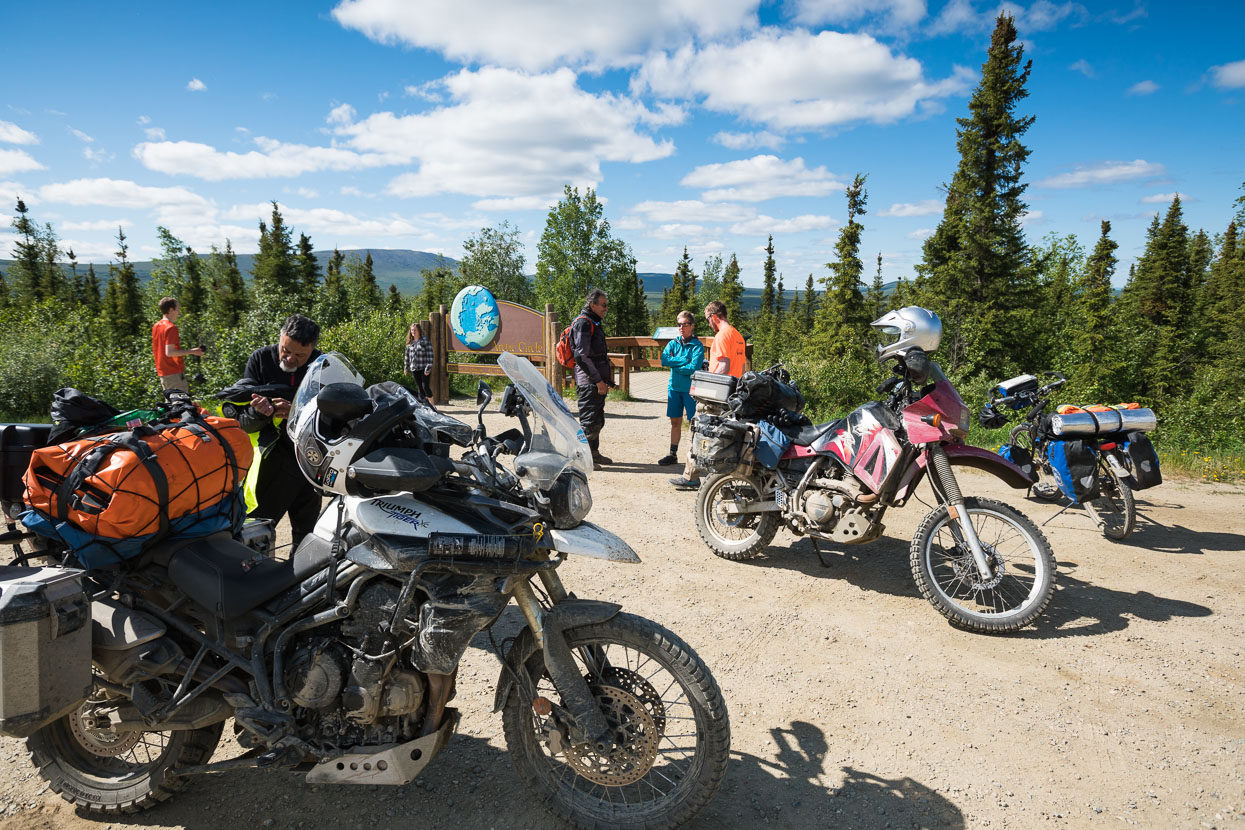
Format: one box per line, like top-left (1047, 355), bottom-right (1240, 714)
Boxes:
top-left (279, 358), bottom-right (300, 372)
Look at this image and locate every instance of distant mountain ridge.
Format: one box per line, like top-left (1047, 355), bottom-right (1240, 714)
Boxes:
top-left (0, 249), bottom-right (459, 297)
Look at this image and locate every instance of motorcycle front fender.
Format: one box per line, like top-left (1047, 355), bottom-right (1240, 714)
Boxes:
top-left (894, 444), bottom-right (1036, 501)
top-left (491, 598), bottom-right (623, 713)
top-left (547, 521), bottom-right (641, 564)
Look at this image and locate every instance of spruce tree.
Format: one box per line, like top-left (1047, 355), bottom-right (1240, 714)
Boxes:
top-left (816, 173), bottom-right (870, 356)
top-left (1071, 221), bottom-right (1117, 395)
top-left (251, 202), bottom-right (298, 306)
top-left (915, 13), bottom-right (1035, 373)
top-left (664, 247), bottom-right (694, 320)
top-left (82, 263), bottom-right (102, 314)
top-left (803, 273), bottom-right (817, 333)
top-left (39, 223), bottom-right (67, 302)
top-left (104, 227), bottom-right (143, 340)
top-left (209, 240), bottom-right (248, 327)
top-left (9, 198), bottom-right (44, 302)
top-left (0, 269), bottom-right (8, 310)
top-left (720, 254), bottom-right (744, 323)
top-left (760, 236), bottom-right (777, 321)
top-left (866, 253), bottom-right (886, 320)
top-left (296, 233), bottom-right (321, 308)
top-left (316, 247), bottom-right (349, 327)
top-left (387, 284), bottom-right (402, 310)
top-left (1198, 221), bottom-right (1243, 360)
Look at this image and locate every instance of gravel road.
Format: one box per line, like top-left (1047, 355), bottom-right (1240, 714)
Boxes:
top-left (2, 392), bottom-right (1242, 830)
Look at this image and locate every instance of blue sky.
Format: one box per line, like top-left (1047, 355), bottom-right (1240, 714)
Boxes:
top-left (1, 0), bottom-right (1242, 289)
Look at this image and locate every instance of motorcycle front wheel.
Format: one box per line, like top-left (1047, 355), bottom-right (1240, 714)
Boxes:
top-left (502, 613), bottom-right (730, 830)
top-left (1083, 461), bottom-right (1136, 540)
top-left (27, 698), bottom-right (222, 814)
top-left (910, 497), bottom-right (1055, 634)
top-left (694, 472), bottom-right (779, 560)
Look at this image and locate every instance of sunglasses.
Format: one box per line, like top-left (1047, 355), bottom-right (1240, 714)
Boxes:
top-left (677, 321), bottom-right (693, 326)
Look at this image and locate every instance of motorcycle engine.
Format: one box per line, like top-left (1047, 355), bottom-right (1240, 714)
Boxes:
top-left (285, 581), bottom-right (428, 747)
top-left (803, 491), bottom-right (840, 526)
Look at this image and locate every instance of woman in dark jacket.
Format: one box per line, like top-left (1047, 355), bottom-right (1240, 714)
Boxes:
top-left (404, 322), bottom-right (433, 401)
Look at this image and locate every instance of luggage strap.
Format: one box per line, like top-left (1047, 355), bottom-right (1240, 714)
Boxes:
top-left (55, 431), bottom-right (170, 541)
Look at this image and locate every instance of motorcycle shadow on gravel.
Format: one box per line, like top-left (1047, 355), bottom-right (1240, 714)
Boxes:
top-left (1014, 568), bottom-right (1211, 640)
top-left (1114, 515), bottom-right (1244, 555)
top-left (699, 719), bottom-right (964, 829)
top-left (738, 536), bottom-right (924, 601)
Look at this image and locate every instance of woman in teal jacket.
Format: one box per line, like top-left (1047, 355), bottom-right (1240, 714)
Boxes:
top-left (658, 311), bottom-right (706, 465)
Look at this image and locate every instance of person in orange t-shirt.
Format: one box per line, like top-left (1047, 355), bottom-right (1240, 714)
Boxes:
top-left (669, 301), bottom-right (748, 490)
top-left (152, 297), bottom-right (203, 394)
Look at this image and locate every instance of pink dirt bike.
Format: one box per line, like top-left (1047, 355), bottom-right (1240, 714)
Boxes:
top-left (690, 307), bottom-right (1055, 633)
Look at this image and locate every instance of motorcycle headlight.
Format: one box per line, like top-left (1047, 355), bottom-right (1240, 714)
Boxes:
top-left (546, 471), bottom-right (592, 529)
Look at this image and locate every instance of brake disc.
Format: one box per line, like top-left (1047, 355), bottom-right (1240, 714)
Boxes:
top-left (563, 685), bottom-right (659, 787)
top-left (68, 706), bottom-right (143, 758)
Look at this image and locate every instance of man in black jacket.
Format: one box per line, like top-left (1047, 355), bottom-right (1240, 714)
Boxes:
top-left (237, 314), bottom-right (323, 547)
top-left (570, 289), bottom-right (613, 465)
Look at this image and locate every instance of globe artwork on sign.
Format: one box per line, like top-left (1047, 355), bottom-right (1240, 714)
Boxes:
top-left (449, 285), bottom-right (501, 350)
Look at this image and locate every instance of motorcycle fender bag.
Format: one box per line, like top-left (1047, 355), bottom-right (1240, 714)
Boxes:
top-left (997, 444), bottom-right (1036, 480)
top-left (690, 418), bottom-right (751, 475)
top-left (1046, 439), bottom-right (1099, 504)
top-left (1122, 431), bottom-right (1162, 490)
top-left (22, 415), bottom-right (253, 569)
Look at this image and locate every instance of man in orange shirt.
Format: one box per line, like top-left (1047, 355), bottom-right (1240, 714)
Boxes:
top-left (152, 297), bottom-right (203, 394)
top-left (669, 301), bottom-right (747, 490)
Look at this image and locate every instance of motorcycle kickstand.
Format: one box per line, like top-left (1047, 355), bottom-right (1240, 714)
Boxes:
top-left (810, 538), bottom-right (834, 568)
top-left (1039, 502), bottom-right (1074, 527)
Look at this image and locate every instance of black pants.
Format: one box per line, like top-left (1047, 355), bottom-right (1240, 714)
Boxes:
top-left (577, 384), bottom-right (607, 453)
top-left (250, 443), bottom-right (321, 549)
top-left (412, 370), bottom-right (432, 401)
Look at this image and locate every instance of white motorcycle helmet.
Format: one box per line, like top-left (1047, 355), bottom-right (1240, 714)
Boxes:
top-left (288, 353), bottom-right (415, 495)
top-left (870, 306), bottom-right (942, 362)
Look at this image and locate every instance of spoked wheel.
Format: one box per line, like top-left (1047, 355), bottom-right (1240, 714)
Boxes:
top-left (27, 692), bottom-right (222, 814)
top-left (1084, 462), bottom-right (1136, 540)
top-left (502, 613), bottom-right (730, 830)
top-left (694, 472), bottom-right (779, 560)
top-left (910, 497), bottom-right (1055, 634)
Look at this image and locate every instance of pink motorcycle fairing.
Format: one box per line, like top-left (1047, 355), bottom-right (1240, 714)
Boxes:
top-left (809, 401), bottom-right (904, 494)
top-left (902, 378), bottom-right (972, 444)
top-left (893, 444), bottom-right (1037, 501)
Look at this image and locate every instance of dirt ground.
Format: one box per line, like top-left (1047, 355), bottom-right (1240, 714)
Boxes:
top-left (2, 390), bottom-right (1243, 830)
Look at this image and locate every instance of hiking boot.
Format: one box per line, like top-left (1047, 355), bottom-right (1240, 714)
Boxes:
top-left (592, 453), bottom-right (613, 466)
top-left (657, 453), bottom-right (678, 466)
top-left (668, 476), bottom-right (700, 490)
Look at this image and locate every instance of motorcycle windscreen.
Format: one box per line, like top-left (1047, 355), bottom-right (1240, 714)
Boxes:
top-left (812, 402), bottom-right (903, 493)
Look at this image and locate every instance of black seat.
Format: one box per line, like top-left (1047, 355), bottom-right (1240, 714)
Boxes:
top-left (791, 418), bottom-right (843, 447)
top-left (167, 535), bottom-right (334, 620)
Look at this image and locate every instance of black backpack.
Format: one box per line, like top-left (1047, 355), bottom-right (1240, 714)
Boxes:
top-left (48, 388), bottom-right (121, 445)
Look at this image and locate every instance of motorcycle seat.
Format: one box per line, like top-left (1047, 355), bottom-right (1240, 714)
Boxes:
top-left (166, 536), bottom-right (334, 620)
top-left (790, 418), bottom-right (843, 447)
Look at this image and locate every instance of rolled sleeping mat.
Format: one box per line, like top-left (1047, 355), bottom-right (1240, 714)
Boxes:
top-left (1046, 407), bottom-right (1156, 437)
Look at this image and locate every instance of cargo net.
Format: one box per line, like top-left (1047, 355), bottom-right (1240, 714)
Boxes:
top-left (21, 414), bottom-right (252, 570)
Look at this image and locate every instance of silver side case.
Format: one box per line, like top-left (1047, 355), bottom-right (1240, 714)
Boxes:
top-left (305, 709), bottom-right (459, 785)
top-left (547, 521), bottom-right (641, 563)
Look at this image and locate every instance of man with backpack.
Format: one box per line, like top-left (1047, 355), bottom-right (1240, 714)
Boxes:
top-left (569, 289), bottom-right (614, 466)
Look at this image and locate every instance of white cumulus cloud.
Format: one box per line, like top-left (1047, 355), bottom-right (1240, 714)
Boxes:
top-left (0, 148), bottom-right (44, 176)
top-left (337, 67), bottom-right (677, 199)
top-left (0, 121), bottom-right (38, 145)
top-left (37, 178), bottom-right (215, 227)
top-left (69, 128), bottom-right (94, 143)
top-left (634, 29), bottom-right (972, 130)
top-left (133, 137), bottom-right (396, 180)
top-left (930, 0), bottom-right (1084, 35)
top-left (787, 0), bottom-right (926, 30)
top-left (62, 219), bottom-right (134, 232)
top-left (1069, 59), bottom-right (1094, 78)
top-left (327, 103), bottom-right (356, 125)
top-left (729, 213), bottom-right (837, 235)
top-left (905, 227), bottom-right (933, 240)
top-left (712, 131), bottom-right (786, 151)
top-left (331, 0), bottom-right (759, 71)
top-left (681, 155), bottom-right (843, 202)
top-left (1127, 80), bottom-right (1158, 96)
top-left (186, 78), bottom-right (207, 92)
top-left (1140, 192), bottom-right (1191, 204)
top-left (1209, 59), bottom-right (1245, 89)
top-left (880, 199), bottom-right (942, 217)
top-left (1037, 159), bottom-right (1165, 189)
top-left (629, 200), bottom-right (756, 225)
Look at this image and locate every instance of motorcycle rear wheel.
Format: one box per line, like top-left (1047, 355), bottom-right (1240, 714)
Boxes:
top-left (502, 613), bottom-right (730, 830)
top-left (1084, 461), bottom-right (1136, 540)
top-left (694, 472), bottom-right (779, 560)
top-left (910, 497), bottom-right (1055, 634)
top-left (27, 699), bottom-right (222, 814)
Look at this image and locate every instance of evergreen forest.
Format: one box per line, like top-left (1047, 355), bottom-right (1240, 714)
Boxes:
top-left (0, 14), bottom-right (1240, 479)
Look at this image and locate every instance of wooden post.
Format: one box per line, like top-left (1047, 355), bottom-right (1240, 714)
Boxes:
top-left (620, 352), bottom-right (631, 397)
top-left (437, 304), bottom-right (450, 403)
top-left (544, 304), bottom-right (557, 389)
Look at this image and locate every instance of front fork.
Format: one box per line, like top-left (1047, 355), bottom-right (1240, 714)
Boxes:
top-left (928, 445), bottom-right (995, 580)
top-left (510, 571), bottom-right (614, 751)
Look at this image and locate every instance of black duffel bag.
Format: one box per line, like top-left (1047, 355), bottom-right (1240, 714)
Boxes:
top-left (731, 372), bottom-right (805, 419)
top-left (1121, 431), bottom-right (1162, 490)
